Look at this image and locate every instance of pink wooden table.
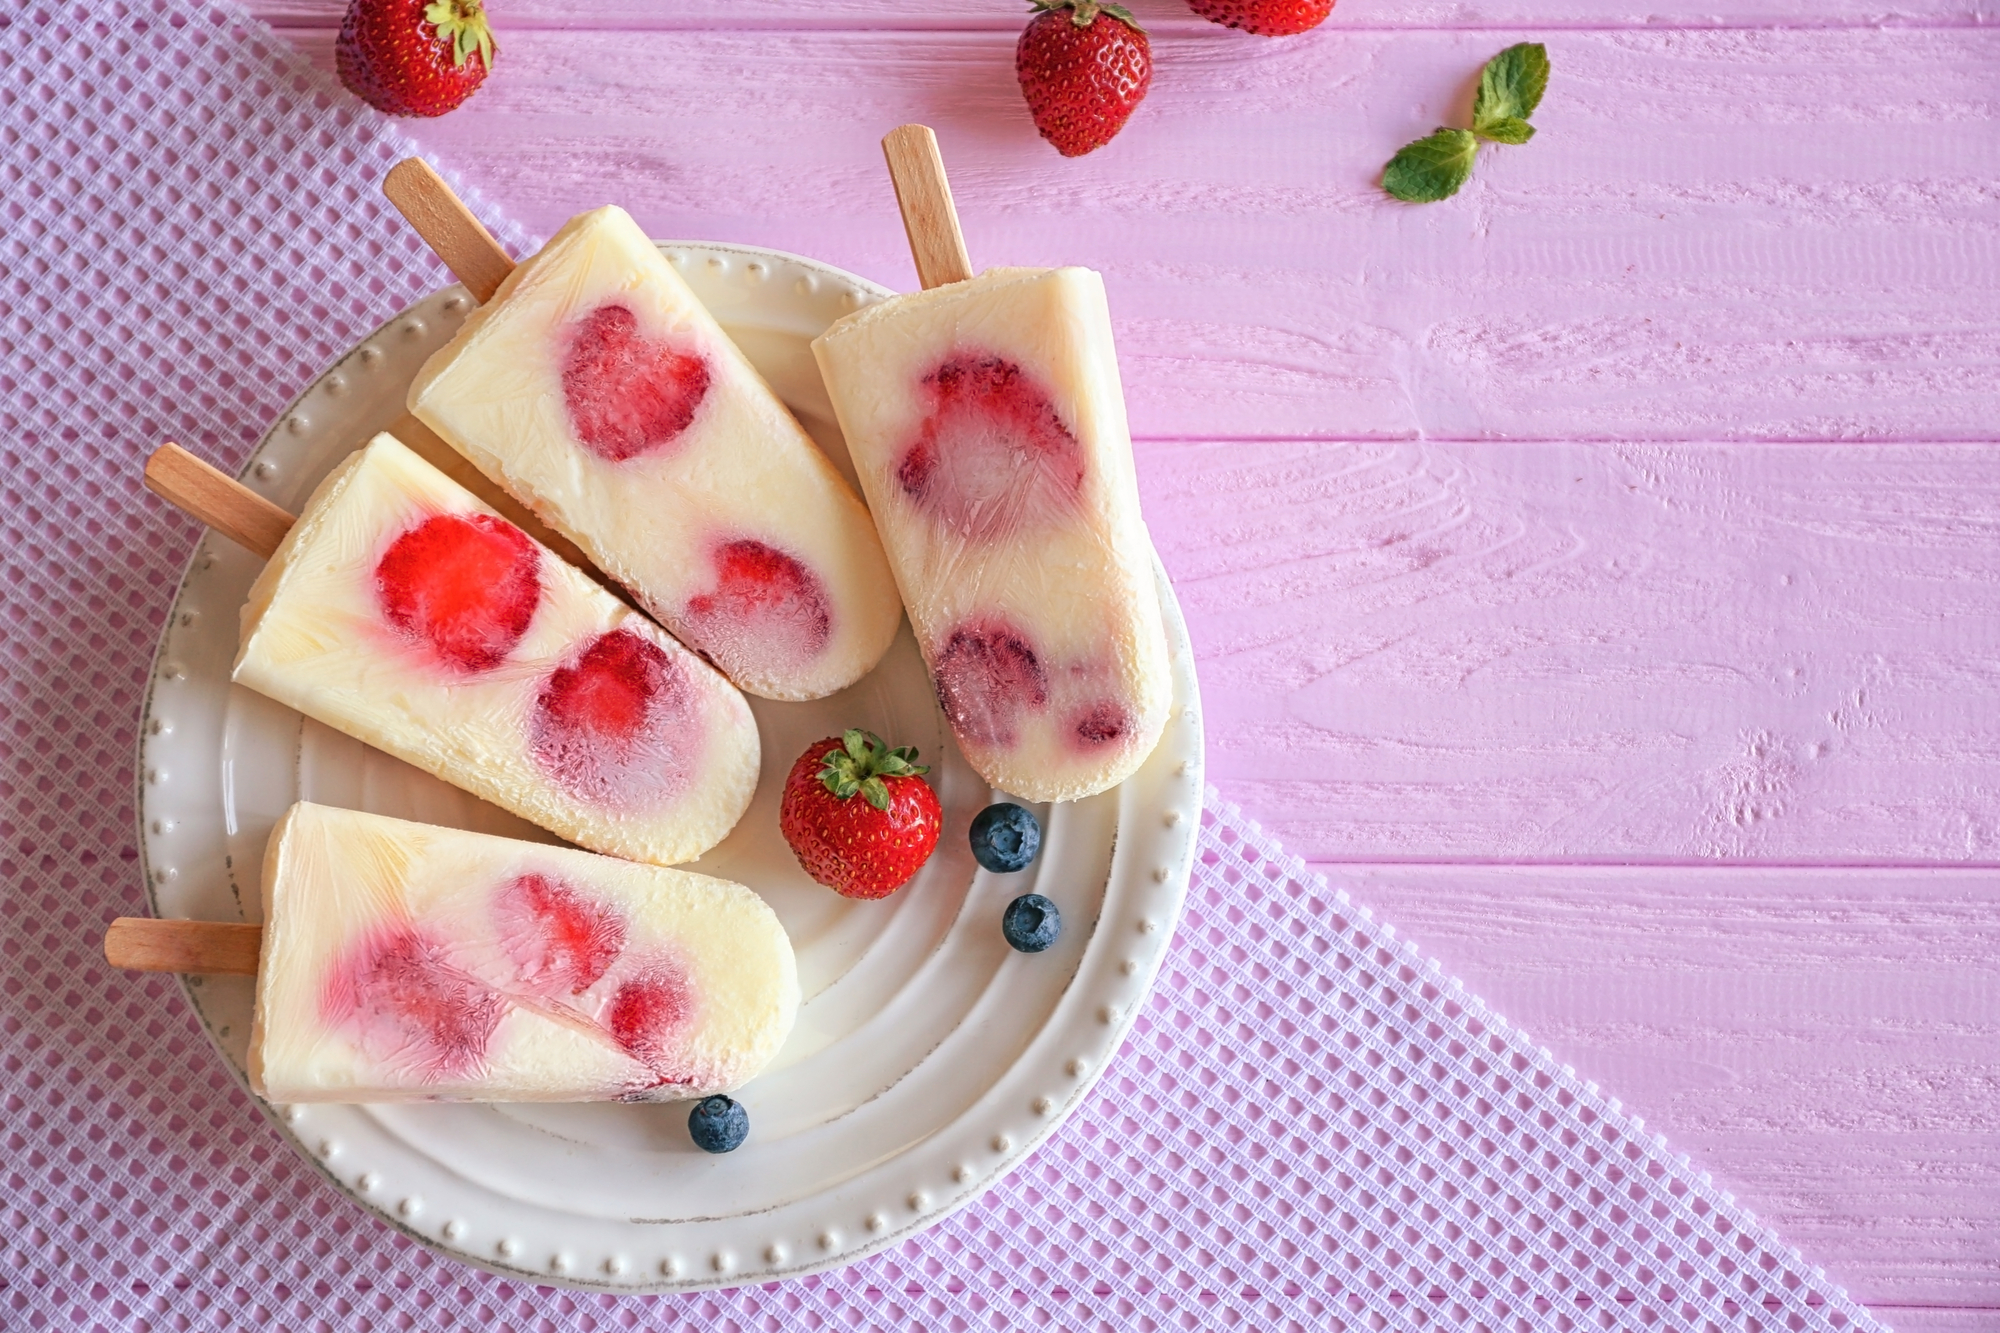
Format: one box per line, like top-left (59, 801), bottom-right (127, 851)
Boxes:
top-left (249, 2), bottom-right (2000, 1325)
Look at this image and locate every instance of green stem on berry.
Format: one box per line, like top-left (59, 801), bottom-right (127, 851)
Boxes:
top-left (1027, 0), bottom-right (1144, 31)
top-left (818, 729), bottom-right (930, 812)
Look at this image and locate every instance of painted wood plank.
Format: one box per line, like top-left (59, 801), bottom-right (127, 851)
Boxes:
top-left (1870, 1310), bottom-right (2000, 1332)
top-left (263, 27), bottom-right (2000, 444)
top-left (228, 8), bottom-right (2000, 1312)
top-left (1145, 439), bottom-right (2000, 864)
top-left (1336, 862), bottom-right (2000, 1307)
top-left (245, 0), bottom-right (2000, 31)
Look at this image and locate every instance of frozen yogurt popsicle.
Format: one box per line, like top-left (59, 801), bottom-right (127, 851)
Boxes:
top-left (249, 802), bottom-right (799, 1104)
top-left (406, 205), bottom-right (902, 702)
top-left (811, 266), bottom-right (1171, 802)
top-left (234, 432), bottom-right (759, 867)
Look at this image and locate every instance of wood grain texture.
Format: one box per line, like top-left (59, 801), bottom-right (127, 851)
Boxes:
top-left (104, 918), bottom-right (262, 975)
top-left (1338, 862), bottom-right (2000, 1306)
top-left (144, 442), bottom-right (294, 558)
top-left (235, 1), bottom-right (2000, 1317)
top-left (1873, 1311), bottom-right (2000, 1332)
top-left (882, 124), bottom-right (975, 289)
top-left (246, 0), bottom-right (2000, 30)
top-left (382, 157), bottom-right (515, 302)
top-left (1152, 440), bottom-right (2000, 864)
top-left (263, 26), bottom-right (2000, 445)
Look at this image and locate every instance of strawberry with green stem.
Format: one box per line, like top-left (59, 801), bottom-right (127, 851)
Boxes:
top-left (1016, 1), bottom-right (1153, 158)
top-left (337, 0), bottom-right (497, 118)
top-left (1185, 0), bottom-right (1334, 37)
top-left (779, 730), bottom-right (942, 900)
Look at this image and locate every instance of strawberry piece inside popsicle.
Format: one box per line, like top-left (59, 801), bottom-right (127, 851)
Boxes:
top-left (681, 538), bottom-right (833, 675)
top-left (608, 966), bottom-right (696, 1073)
top-left (493, 873), bottom-right (624, 997)
top-left (531, 628), bottom-right (700, 811)
top-left (561, 303), bottom-right (711, 462)
top-left (933, 621), bottom-right (1048, 749)
top-left (322, 927), bottom-right (504, 1084)
top-left (895, 353), bottom-right (1085, 541)
top-left (374, 512), bottom-right (541, 673)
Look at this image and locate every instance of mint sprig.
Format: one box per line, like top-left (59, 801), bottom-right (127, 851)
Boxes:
top-left (1473, 42), bottom-right (1548, 134)
top-left (1382, 129), bottom-right (1478, 203)
top-left (818, 729), bottom-right (929, 812)
top-left (1383, 43), bottom-right (1549, 203)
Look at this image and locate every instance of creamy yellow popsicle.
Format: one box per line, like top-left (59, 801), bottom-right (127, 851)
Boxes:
top-left (250, 803), bottom-right (798, 1104)
top-left (811, 267), bottom-right (1170, 802)
top-left (235, 432), bottom-right (758, 867)
top-left (408, 206), bottom-right (901, 702)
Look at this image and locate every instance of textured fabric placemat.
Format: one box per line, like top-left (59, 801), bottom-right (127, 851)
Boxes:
top-left (0, 5), bottom-right (1882, 1329)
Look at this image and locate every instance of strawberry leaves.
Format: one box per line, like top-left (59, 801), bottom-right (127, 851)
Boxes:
top-left (1032, 0), bottom-right (1142, 28)
top-left (1383, 43), bottom-right (1549, 203)
top-left (423, 0), bottom-right (494, 70)
top-left (818, 729), bottom-right (930, 812)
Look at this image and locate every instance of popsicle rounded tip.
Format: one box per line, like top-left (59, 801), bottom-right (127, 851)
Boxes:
top-left (1002, 894), bottom-right (1062, 953)
top-left (688, 1095), bottom-right (749, 1153)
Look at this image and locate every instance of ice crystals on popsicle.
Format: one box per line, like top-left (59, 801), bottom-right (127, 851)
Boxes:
top-left (406, 203), bottom-right (902, 703)
top-left (250, 803), bottom-right (799, 1104)
top-left (234, 432), bottom-right (759, 867)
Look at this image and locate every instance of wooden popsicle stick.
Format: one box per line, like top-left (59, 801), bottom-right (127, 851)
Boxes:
top-left (882, 125), bottom-right (975, 291)
top-left (105, 918), bottom-right (262, 975)
top-left (383, 157), bottom-right (516, 304)
top-left (145, 442), bottom-right (295, 559)
top-left (145, 431), bottom-right (634, 606)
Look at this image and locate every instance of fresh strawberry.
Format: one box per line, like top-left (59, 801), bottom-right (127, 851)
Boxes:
top-left (1185, 0), bottom-right (1333, 36)
top-left (337, 0), bottom-right (496, 118)
top-left (1016, 1), bottom-right (1152, 158)
top-left (779, 731), bottom-right (942, 900)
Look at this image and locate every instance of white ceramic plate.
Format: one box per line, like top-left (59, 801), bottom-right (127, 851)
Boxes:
top-left (136, 245), bottom-right (1204, 1293)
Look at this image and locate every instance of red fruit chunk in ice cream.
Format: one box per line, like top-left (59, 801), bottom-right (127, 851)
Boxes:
top-left (1070, 701), bottom-right (1131, 750)
top-left (374, 512), bottom-right (541, 673)
top-left (608, 967), bottom-right (694, 1074)
top-left (531, 628), bottom-right (700, 810)
top-left (493, 872), bottom-right (625, 997)
top-left (562, 303), bottom-right (711, 462)
top-left (323, 928), bottom-right (503, 1083)
top-left (934, 622), bottom-right (1048, 749)
top-left (896, 353), bottom-right (1085, 540)
top-left (681, 538), bottom-right (833, 673)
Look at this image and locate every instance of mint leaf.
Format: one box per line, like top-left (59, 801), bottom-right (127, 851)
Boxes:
top-left (1382, 129), bottom-right (1478, 203)
top-left (1473, 42), bottom-right (1549, 131)
top-left (1474, 116), bottom-right (1535, 145)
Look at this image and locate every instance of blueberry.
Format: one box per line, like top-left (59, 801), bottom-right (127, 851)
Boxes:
top-left (687, 1095), bottom-right (749, 1153)
top-left (1002, 893), bottom-right (1062, 953)
top-left (970, 802), bottom-right (1041, 873)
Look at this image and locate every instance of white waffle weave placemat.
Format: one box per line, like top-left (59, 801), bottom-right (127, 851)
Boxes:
top-left (0, 4), bottom-right (1884, 1329)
